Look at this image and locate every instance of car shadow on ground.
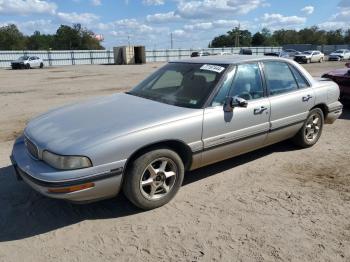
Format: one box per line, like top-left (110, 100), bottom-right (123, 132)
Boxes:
top-left (0, 140), bottom-right (299, 242)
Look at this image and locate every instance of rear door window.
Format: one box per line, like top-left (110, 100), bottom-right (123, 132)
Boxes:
top-left (263, 61), bottom-right (298, 96)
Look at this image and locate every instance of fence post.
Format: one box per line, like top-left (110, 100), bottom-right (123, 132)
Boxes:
top-left (70, 51), bottom-right (75, 65)
top-left (48, 50), bottom-right (52, 66)
top-left (90, 51), bottom-right (93, 64)
top-left (107, 50), bottom-right (111, 64)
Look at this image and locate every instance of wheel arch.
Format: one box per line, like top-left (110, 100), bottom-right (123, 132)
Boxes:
top-left (123, 139), bottom-right (194, 175)
top-left (311, 103), bottom-right (327, 119)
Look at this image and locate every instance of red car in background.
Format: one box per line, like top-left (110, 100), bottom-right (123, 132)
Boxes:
top-left (322, 63), bottom-right (350, 101)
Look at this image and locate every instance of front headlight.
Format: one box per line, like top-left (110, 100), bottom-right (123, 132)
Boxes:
top-left (42, 150), bottom-right (92, 170)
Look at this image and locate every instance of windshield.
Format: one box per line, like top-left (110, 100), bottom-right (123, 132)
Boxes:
top-left (302, 51), bottom-right (312, 55)
top-left (334, 50), bottom-right (344, 54)
top-left (17, 56), bottom-right (29, 61)
top-left (127, 63), bottom-right (228, 108)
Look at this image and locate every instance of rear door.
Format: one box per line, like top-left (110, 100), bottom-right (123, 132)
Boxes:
top-left (262, 61), bottom-right (315, 145)
top-left (201, 63), bottom-right (270, 166)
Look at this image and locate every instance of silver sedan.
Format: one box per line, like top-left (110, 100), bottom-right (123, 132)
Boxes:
top-left (11, 56), bottom-right (343, 210)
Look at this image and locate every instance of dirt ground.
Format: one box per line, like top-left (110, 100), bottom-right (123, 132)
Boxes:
top-left (0, 61), bottom-right (349, 262)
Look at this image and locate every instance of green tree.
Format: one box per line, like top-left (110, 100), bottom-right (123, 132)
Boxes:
top-left (252, 32), bottom-right (265, 46)
top-left (26, 31), bottom-right (54, 50)
top-left (0, 24), bottom-right (26, 50)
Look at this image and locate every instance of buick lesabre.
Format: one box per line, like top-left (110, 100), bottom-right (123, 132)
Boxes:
top-left (11, 56), bottom-right (343, 209)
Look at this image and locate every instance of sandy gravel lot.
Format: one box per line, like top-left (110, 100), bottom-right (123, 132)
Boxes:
top-left (0, 61), bottom-right (349, 262)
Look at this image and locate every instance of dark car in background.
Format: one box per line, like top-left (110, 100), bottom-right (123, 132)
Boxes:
top-left (322, 63), bottom-right (350, 101)
top-left (239, 48), bottom-right (252, 55)
top-left (264, 51), bottom-right (290, 59)
top-left (190, 51), bottom-right (211, 57)
top-left (283, 49), bottom-right (301, 58)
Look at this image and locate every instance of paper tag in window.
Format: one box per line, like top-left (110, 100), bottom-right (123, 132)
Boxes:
top-left (200, 64), bottom-right (225, 73)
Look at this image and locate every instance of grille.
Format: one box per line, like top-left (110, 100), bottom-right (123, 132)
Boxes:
top-left (24, 136), bottom-right (39, 159)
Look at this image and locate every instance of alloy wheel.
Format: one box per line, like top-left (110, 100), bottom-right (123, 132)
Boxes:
top-left (139, 157), bottom-right (177, 200)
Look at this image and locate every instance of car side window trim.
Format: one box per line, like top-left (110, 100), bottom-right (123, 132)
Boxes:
top-left (288, 64), bottom-right (311, 88)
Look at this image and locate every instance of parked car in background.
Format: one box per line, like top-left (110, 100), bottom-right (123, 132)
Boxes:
top-left (322, 63), bottom-right (350, 101)
top-left (11, 56), bottom-right (342, 210)
top-left (190, 51), bottom-right (211, 57)
top-left (294, 50), bottom-right (324, 63)
top-left (328, 49), bottom-right (350, 61)
top-left (216, 52), bottom-right (233, 56)
top-left (11, 56), bottom-right (44, 69)
top-left (239, 48), bottom-right (252, 55)
top-left (283, 49), bottom-right (301, 57)
top-left (264, 51), bottom-right (290, 59)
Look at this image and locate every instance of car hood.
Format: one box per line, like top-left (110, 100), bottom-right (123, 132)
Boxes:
top-left (329, 53), bottom-right (343, 56)
top-left (25, 93), bottom-right (202, 154)
top-left (324, 68), bottom-right (350, 77)
top-left (295, 54), bottom-right (311, 58)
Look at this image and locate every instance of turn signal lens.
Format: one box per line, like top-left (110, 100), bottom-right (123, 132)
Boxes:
top-left (48, 182), bottom-right (94, 193)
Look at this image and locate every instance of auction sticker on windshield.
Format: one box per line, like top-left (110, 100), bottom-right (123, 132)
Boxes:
top-left (200, 64), bottom-right (225, 73)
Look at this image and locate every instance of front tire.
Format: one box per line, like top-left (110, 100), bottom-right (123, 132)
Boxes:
top-left (25, 64), bottom-right (30, 69)
top-left (40, 63), bottom-right (44, 68)
top-left (123, 148), bottom-right (184, 210)
top-left (292, 108), bottom-right (324, 148)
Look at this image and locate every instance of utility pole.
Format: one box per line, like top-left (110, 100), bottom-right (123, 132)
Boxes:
top-left (235, 23), bottom-right (241, 47)
top-left (170, 33), bottom-right (174, 49)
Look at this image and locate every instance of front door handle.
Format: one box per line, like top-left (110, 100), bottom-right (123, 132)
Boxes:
top-left (254, 106), bottom-right (268, 115)
top-left (302, 95), bottom-right (313, 102)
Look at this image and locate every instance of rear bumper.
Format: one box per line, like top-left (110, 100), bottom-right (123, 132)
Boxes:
top-left (11, 136), bottom-right (125, 203)
top-left (325, 102), bottom-right (343, 124)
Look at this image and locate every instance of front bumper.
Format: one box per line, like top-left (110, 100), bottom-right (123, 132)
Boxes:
top-left (294, 56), bottom-right (308, 63)
top-left (11, 136), bottom-right (125, 203)
top-left (328, 56), bottom-right (342, 61)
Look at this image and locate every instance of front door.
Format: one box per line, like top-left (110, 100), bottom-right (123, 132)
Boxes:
top-left (201, 63), bottom-right (270, 166)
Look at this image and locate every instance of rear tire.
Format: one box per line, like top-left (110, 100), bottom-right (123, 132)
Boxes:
top-left (319, 57), bottom-right (323, 63)
top-left (123, 148), bottom-right (184, 210)
top-left (25, 64), bottom-right (30, 69)
top-left (292, 108), bottom-right (324, 148)
top-left (40, 63), bottom-right (44, 68)
top-left (306, 59), bottom-right (311, 64)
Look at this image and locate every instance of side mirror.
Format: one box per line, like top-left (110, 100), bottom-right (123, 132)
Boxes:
top-left (223, 96), bottom-right (248, 112)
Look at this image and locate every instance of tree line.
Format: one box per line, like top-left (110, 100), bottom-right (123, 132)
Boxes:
top-left (209, 26), bottom-right (350, 48)
top-left (0, 24), bottom-right (104, 50)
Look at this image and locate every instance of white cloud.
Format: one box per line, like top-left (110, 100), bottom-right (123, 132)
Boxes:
top-left (184, 19), bottom-right (244, 31)
top-left (56, 12), bottom-right (100, 24)
top-left (90, 0), bottom-right (101, 6)
top-left (146, 11), bottom-right (181, 23)
top-left (0, 0), bottom-right (57, 15)
top-left (301, 6), bottom-right (314, 15)
top-left (260, 13), bottom-right (306, 29)
top-left (318, 1), bottom-right (350, 30)
top-left (177, 0), bottom-right (266, 19)
top-left (142, 0), bottom-right (164, 5)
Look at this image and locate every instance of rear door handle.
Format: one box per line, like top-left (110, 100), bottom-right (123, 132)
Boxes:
top-left (254, 106), bottom-right (268, 115)
top-left (302, 95), bottom-right (312, 102)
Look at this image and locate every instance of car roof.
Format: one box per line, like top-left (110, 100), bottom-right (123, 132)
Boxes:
top-left (170, 55), bottom-right (290, 65)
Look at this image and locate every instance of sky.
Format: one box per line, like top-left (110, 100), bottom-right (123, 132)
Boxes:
top-left (0, 0), bottom-right (349, 49)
